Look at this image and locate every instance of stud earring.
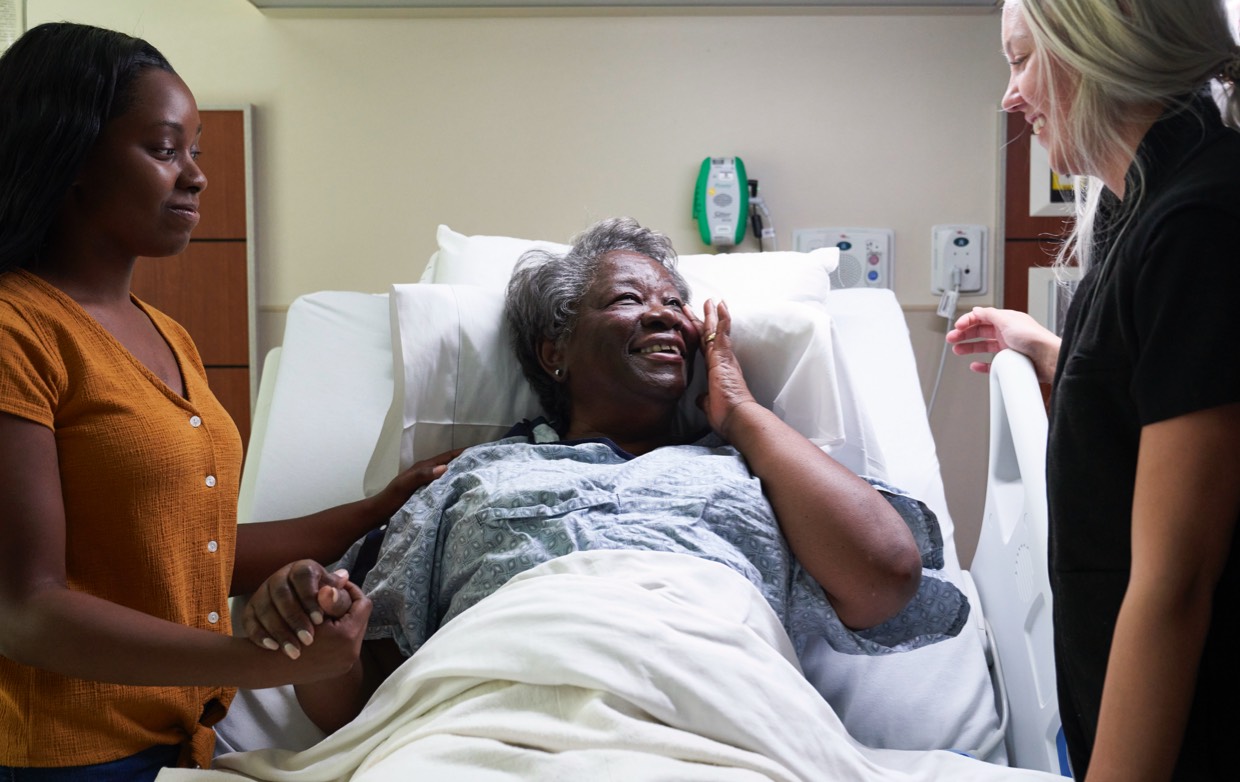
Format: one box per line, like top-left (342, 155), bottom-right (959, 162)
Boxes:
top-left (554, 368), bottom-right (563, 378)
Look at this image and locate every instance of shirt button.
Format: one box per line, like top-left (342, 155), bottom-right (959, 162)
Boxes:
top-left (207, 540), bottom-right (219, 553)
top-left (189, 415), bottom-right (202, 428)
top-left (205, 475), bottom-right (216, 488)
top-left (207, 611), bottom-right (220, 624)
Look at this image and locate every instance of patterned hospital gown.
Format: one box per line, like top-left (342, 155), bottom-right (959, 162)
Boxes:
top-left (341, 422), bottom-right (969, 662)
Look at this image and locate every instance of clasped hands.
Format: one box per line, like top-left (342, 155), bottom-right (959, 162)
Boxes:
top-left (242, 450), bottom-right (458, 661)
top-left (241, 559), bottom-right (366, 661)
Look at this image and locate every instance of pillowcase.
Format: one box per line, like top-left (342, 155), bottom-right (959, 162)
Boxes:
top-left (422, 224), bottom-right (839, 308)
top-left (364, 285), bottom-right (848, 490)
top-left (365, 225), bottom-right (845, 488)
top-left (366, 284), bottom-right (540, 487)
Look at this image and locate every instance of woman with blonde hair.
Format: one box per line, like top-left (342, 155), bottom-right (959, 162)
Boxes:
top-left (948, 1), bottom-right (1240, 779)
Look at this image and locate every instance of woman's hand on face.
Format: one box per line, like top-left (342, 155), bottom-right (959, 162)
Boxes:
top-left (946, 306), bottom-right (1061, 384)
top-left (686, 299), bottom-right (758, 440)
top-left (242, 560), bottom-right (361, 660)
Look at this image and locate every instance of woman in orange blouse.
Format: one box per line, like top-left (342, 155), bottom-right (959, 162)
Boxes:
top-left (0, 22), bottom-right (447, 779)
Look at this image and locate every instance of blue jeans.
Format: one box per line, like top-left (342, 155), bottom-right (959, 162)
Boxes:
top-left (0, 744), bottom-right (180, 782)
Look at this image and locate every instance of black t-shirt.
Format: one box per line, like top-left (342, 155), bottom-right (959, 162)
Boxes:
top-left (1048, 95), bottom-right (1240, 780)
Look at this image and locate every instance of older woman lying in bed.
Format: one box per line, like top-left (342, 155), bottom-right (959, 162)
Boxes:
top-left (246, 217), bottom-right (968, 735)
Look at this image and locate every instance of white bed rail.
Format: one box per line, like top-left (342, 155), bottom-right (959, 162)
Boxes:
top-left (969, 349), bottom-right (1071, 776)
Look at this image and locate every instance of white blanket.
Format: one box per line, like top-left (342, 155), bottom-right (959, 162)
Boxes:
top-left (161, 551), bottom-right (1056, 781)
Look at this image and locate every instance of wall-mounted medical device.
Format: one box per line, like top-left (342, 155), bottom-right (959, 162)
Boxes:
top-left (930, 224), bottom-right (987, 295)
top-left (693, 157), bottom-right (749, 248)
top-left (793, 227), bottom-right (893, 290)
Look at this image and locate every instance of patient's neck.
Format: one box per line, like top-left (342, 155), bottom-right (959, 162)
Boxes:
top-left (565, 410), bottom-right (683, 457)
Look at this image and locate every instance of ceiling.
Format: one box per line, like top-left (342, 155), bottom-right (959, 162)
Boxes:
top-left (248, 0), bottom-right (1000, 10)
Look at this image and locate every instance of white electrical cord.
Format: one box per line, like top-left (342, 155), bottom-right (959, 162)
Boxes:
top-left (927, 267), bottom-right (963, 416)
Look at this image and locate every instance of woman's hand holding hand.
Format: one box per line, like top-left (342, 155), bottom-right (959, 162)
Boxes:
top-left (242, 560), bottom-right (368, 663)
top-left (285, 577), bottom-right (370, 681)
top-left (946, 306), bottom-right (1061, 384)
top-left (685, 299), bottom-right (758, 441)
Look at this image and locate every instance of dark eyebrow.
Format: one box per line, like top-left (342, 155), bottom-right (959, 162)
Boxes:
top-left (150, 120), bottom-right (203, 137)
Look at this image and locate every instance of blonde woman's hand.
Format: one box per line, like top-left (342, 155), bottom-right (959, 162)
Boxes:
top-left (946, 306), bottom-right (1061, 384)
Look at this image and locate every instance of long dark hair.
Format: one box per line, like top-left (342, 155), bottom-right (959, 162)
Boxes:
top-left (0, 22), bottom-right (175, 273)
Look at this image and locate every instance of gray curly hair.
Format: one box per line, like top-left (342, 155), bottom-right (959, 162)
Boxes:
top-left (504, 217), bottom-right (690, 427)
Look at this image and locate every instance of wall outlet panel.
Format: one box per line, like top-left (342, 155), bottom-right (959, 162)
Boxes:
top-left (793, 227), bottom-right (893, 290)
top-left (931, 224), bottom-right (987, 294)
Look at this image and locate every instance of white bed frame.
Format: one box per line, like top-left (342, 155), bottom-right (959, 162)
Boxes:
top-left (971, 350), bottom-right (1071, 775)
top-left (229, 286), bottom-right (1067, 775)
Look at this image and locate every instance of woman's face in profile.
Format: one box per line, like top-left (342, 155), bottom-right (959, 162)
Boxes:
top-left (1001, 2), bottom-right (1080, 176)
top-left (554, 251), bottom-right (698, 413)
top-left (69, 68), bottom-right (206, 261)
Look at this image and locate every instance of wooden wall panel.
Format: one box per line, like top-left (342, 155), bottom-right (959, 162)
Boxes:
top-left (1003, 112), bottom-right (1072, 312)
top-left (1004, 113), bottom-right (1074, 241)
top-left (132, 242), bottom-right (249, 365)
top-left (206, 367), bottom-right (252, 451)
top-left (194, 110), bottom-right (248, 240)
top-left (1003, 238), bottom-right (1061, 317)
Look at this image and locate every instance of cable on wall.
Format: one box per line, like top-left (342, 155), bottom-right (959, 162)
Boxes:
top-left (927, 266), bottom-right (962, 416)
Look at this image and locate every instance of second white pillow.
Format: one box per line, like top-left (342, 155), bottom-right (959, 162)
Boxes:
top-left (425, 224), bottom-right (839, 308)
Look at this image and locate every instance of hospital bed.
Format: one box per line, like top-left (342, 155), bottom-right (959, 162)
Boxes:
top-left (184, 226), bottom-right (1067, 780)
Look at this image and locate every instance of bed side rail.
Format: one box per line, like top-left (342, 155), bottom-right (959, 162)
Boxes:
top-left (969, 349), bottom-right (1070, 775)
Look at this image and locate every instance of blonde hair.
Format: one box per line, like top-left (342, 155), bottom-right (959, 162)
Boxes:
top-left (1010, 0), bottom-right (1240, 272)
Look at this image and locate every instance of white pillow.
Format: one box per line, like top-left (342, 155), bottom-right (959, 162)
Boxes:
top-left (365, 285), bottom-right (849, 487)
top-left (366, 225), bottom-right (844, 487)
top-left (366, 284), bottom-right (540, 486)
top-left (421, 225), bottom-right (569, 288)
top-left (423, 224), bottom-right (839, 307)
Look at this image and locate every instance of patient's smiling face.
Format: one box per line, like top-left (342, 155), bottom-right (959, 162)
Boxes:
top-left (543, 251), bottom-right (699, 436)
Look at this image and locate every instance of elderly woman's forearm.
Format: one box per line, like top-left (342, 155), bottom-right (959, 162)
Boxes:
top-left (722, 402), bottom-right (922, 627)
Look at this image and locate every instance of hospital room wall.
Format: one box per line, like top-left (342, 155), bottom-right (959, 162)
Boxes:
top-left (27, 0), bottom-right (1007, 566)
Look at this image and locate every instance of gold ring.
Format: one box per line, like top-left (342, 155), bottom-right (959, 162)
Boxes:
top-left (704, 331), bottom-right (717, 344)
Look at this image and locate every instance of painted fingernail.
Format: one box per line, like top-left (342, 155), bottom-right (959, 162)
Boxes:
top-left (262, 638), bottom-right (279, 651)
top-left (310, 610), bottom-right (324, 625)
top-left (297, 629), bottom-right (314, 646)
top-left (283, 643), bottom-right (301, 660)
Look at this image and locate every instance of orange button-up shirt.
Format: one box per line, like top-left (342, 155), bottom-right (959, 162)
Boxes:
top-left (0, 270), bottom-right (241, 768)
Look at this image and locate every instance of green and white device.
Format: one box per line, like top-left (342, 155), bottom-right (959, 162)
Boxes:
top-left (693, 156), bottom-right (749, 248)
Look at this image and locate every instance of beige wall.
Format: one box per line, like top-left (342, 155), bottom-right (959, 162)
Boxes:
top-left (28, 0), bottom-right (1006, 564)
